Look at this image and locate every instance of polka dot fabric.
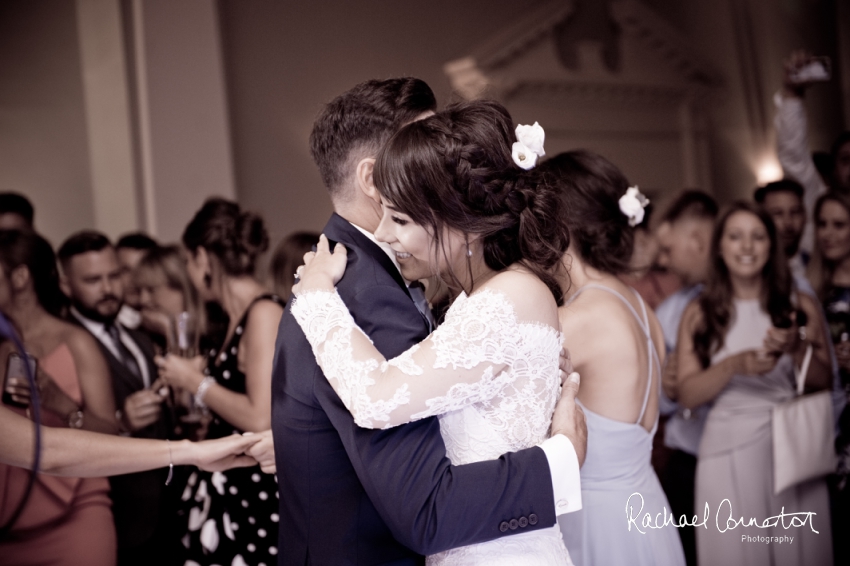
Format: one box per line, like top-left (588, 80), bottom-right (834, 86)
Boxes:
top-left (178, 295), bottom-right (283, 565)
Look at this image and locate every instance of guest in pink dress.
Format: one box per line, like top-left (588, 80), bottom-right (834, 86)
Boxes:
top-left (0, 230), bottom-right (119, 566)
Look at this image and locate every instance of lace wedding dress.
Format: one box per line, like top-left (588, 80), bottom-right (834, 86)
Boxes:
top-left (291, 288), bottom-right (573, 565)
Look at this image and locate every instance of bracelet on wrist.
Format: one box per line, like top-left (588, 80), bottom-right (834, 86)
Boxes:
top-left (165, 439), bottom-right (174, 485)
top-left (194, 376), bottom-right (216, 408)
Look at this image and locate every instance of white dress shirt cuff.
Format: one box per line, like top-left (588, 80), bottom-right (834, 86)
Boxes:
top-left (540, 434), bottom-right (582, 516)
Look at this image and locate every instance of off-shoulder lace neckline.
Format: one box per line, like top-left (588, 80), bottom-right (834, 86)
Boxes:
top-left (453, 288), bottom-right (561, 340)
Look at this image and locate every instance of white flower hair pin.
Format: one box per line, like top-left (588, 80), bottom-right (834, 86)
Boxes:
top-left (512, 122), bottom-right (546, 170)
top-left (618, 186), bottom-right (650, 227)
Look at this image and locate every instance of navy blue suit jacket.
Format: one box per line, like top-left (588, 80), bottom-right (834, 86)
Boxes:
top-left (272, 213), bottom-right (556, 565)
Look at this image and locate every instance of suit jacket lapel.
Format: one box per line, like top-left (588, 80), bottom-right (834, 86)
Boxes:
top-left (70, 316), bottom-right (145, 392)
top-left (322, 213), bottom-right (412, 299)
top-left (103, 340), bottom-right (145, 392)
top-left (124, 326), bottom-right (158, 384)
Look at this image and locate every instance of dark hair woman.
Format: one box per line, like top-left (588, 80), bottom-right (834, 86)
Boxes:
top-left (0, 230), bottom-right (118, 565)
top-left (674, 201), bottom-right (832, 565)
top-left (809, 191), bottom-right (850, 306)
top-left (268, 231), bottom-right (320, 301)
top-left (155, 199), bottom-right (284, 565)
top-left (291, 100), bottom-right (575, 564)
top-left (535, 150), bottom-right (684, 566)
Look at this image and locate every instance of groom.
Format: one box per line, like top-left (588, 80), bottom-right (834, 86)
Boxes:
top-left (271, 78), bottom-right (586, 565)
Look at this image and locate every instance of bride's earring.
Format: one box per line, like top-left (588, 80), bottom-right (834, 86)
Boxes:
top-left (467, 246), bottom-right (473, 257)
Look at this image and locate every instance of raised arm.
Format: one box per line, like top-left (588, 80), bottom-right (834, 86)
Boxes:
top-left (291, 283), bottom-right (559, 429)
top-left (775, 52), bottom-right (830, 253)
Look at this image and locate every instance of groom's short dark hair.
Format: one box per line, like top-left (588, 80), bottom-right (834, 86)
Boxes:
top-left (309, 78), bottom-right (436, 199)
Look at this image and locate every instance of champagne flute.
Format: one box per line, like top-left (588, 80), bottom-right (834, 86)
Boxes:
top-left (168, 311), bottom-right (206, 423)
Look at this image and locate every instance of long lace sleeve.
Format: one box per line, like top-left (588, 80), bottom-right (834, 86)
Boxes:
top-left (291, 288), bottom-right (555, 429)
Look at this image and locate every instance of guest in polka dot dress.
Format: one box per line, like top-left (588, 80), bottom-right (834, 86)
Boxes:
top-left (157, 199), bottom-right (285, 565)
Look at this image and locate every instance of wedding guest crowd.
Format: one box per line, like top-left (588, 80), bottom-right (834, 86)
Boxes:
top-left (2, 48), bottom-right (849, 566)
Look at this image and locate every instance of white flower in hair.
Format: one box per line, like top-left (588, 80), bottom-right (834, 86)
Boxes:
top-left (512, 122), bottom-right (546, 170)
top-left (618, 186), bottom-right (650, 227)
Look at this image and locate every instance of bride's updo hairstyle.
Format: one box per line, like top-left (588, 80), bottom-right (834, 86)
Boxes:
top-left (182, 197), bottom-right (269, 277)
top-left (373, 100), bottom-right (570, 304)
top-left (537, 150), bottom-right (635, 275)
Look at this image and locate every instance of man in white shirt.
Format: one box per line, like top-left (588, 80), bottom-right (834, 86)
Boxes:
top-left (775, 51), bottom-right (850, 254)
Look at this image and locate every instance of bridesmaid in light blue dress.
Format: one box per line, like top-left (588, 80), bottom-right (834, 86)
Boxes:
top-left (540, 150), bottom-right (686, 566)
top-left (557, 284), bottom-right (685, 566)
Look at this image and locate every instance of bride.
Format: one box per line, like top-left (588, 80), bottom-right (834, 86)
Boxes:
top-left (291, 100), bottom-right (575, 565)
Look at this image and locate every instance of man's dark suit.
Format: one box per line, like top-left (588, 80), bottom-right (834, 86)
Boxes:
top-left (272, 214), bottom-right (557, 565)
top-left (82, 322), bottom-right (177, 562)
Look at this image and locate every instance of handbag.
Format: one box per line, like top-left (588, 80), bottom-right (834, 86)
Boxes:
top-left (772, 342), bottom-right (836, 494)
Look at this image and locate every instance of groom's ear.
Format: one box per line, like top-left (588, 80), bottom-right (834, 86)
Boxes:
top-left (355, 157), bottom-right (381, 205)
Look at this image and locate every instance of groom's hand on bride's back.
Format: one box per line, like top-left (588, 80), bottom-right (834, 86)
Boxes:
top-left (551, 372), bottom-right (587, 467)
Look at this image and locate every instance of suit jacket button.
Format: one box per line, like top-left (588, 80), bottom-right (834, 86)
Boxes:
top-left (529, 513), bottom-right (538, 525)
top-left (509, 519), bottom-right (518, 530)
top-left (519, 516), bottom-right (528, 528)
top-left (499, 521), bottom-right (509, 532)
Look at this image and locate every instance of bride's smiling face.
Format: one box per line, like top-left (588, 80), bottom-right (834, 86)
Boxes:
top-left (374, 201), bottom-right (466, 283)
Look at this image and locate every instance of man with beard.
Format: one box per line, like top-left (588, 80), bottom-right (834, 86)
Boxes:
top-left (57, 231), bottom-right (178, 566)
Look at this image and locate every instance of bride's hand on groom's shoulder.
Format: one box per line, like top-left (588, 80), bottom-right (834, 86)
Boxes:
top-left (291, 234), bottom-right (347, 296)
top-left (551, 372), bottom-right (587, 467)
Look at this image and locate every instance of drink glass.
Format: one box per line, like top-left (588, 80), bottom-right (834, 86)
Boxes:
top-left (167, 311), bottom-right (206, 423)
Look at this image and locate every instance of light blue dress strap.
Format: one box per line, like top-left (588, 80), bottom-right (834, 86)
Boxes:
top-left (630, 288), bottom-right (658, 424)
top-left (564, 283), bottom-right (661, 424)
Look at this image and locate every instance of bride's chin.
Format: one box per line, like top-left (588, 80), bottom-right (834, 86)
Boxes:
top-left (399, 263), bottom-right (434, 283)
